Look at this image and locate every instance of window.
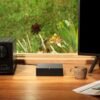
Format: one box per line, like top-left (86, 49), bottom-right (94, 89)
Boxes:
top-left (0, 0), bottom-right (78, 54)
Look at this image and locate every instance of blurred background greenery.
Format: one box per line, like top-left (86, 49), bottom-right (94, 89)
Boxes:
top-left (0, 0), bottom-right (78, 53)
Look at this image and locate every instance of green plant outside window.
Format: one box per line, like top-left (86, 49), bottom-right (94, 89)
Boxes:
top-left (0, 0), bottom-right (78, 53)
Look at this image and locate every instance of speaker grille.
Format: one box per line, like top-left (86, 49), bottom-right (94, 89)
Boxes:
top-left (0, 37), bottom-right (16, 75)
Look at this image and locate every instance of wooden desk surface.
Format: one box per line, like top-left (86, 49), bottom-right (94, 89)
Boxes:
top-left (0, 64), bottom-right (100, 100)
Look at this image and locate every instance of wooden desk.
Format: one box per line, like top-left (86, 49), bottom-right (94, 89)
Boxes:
top-left (0, 64), bottom-right (100, 100)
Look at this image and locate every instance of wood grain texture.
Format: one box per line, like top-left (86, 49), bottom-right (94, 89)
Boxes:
top-left (0, 64), bottom-right (100, 100)
top-left (16, 53), bottom-right (94, 64)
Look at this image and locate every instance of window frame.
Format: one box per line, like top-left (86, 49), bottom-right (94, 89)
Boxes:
top-left (16, 53), bottom-right (93, 65)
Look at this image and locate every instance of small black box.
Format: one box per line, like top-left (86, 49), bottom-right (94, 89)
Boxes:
top-left (0, 37), bottom-right (16, 75)
top-left (36, 64), bottom-right (63, 76)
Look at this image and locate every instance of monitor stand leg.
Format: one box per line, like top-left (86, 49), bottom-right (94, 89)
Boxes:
top-left (88, 56), bottom-right (100, 73)
top-left (99, 59), bottom-right (100, 69)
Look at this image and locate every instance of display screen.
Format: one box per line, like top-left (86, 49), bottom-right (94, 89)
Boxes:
top-left (78, 0), bottom-right (100, 56)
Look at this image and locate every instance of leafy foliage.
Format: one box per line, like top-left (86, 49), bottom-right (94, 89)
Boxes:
top-left (57, 20), bottom-right (78, 52)
top-left (0, 0), bottom-right (79, 53)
